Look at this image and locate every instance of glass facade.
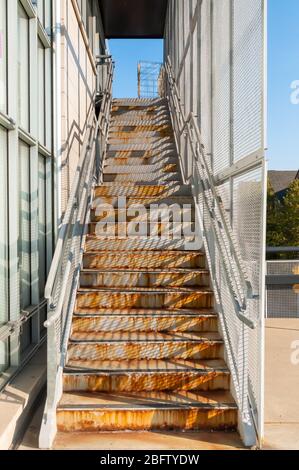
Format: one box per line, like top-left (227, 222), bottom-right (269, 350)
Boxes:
top-left (0, 0), bottom-right (54, 385)
top-left (0, 0), bottom-right (105, 388)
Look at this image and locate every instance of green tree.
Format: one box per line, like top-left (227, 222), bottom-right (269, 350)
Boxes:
top-left (282, 179), bottom-right (299, 247)
top-left (266, 180), bottom-right (286, 247)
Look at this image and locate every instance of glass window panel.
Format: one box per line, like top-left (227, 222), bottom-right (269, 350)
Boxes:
top-left (38, 155), bottom-right (49, 333)
top-left (19, 140), bottom-right (32, 353)
top-left (0, 341), bottom-right (9, 374)
top-left (44, 0), bottom-right (52, 30)
top-left (0, 126), bottom-right (8, 326)
top-left (0, 126), bottom-right (9, 374)
top-left (0, 0), bottom-right (7, 112)
top-left (19, 140), bottom-right (31, 311)
top-left (18, 2), bottom-right (30, 130)
top-left (45, 49), bottom-right (52, 150)
top-left (38, 39), bottom-right (45, 144)
top-left (38, 155), bottom-right (46, 298)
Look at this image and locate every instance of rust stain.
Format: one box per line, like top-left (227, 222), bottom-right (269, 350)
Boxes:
top-left (63, 372), bottom-right (230, 393)
top-left (67, 341), bottom-right (223, 362)
top-left (76, 291), bottom-right (214, 310)
top-left (83, 252), bottom-right (206, 270)
top-left (71, 316), bottom-right (218, 334)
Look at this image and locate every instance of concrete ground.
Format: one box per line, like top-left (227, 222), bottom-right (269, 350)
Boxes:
top-left (0, 344), bottom-right (46, 450)
top-left (264, 318), bottom-right (299, 450)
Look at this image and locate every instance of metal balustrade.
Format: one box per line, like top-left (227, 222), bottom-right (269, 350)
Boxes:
top-left (163, 55), bottom-right (266, 446)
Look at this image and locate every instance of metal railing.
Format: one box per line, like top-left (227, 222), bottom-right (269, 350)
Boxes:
top-left (164, 57), bottom-right (255, 328)
top-left (39, 57), bottom-right (114, 448)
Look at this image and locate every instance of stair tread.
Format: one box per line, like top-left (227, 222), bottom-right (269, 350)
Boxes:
top-left (81, 268), bottom-right (208, 274)
top-left (74, 308), bottom-right (216, 317)
top-left (84, 250), bottom-right (203, 255)
top-left (70, 331), bottom-right (222, 343)
top-left (58, 391), bottom-right (237, 410)
top-left (64, 358), bottom-right (228, 373)
top-left (84, 237), bottom-right (201, 252)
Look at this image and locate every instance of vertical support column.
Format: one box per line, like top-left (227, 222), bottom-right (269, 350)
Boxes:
top-left (258, 0), bottom-right (268, 446)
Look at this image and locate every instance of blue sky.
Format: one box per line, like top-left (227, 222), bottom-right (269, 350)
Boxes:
top-left (268, 0), bottom-right (298, 170)
top-left (109, 40), bottom-right (164, 98)
top-left (109, 0), bottom-right (298, 171)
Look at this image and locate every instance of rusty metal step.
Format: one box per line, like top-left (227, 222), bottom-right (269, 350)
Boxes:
top-left (103, 172), bottom-right (181, 184)
top-left (63, 359), bottom-right (230, 392)
top-left (108, 134), bottom-right (175, 145)
top-left (112, 103), bottom-right (167, 111)
top-left (109, 124), bottom-right (172, 132)
top-left (57, 391), bottom-right (237, 432)
top-left (110, 118), bottom-right (171, 127)
top-left (111, 113), bottom-right (169, 122)
top-left (112, 98), bottom-right (166, 106)
top-left (71, 309), bottom-right (218, 333)
top-left (90, 205), bottom-right (195, 222)
top-left (107, 142), bottom-right (176, 152)
top-left (105, 148), bottom-right (176, 159)
top-left (94, 183), bottom-right (191, 198)
top-left (76, 287), bottom-right (214, 310)
top-left (103, 163), bottom-right (178, 174)
top-left (79, 269), bottom-right (209, 289)
top-left (104, 157), bottom-right (177, 168)
top-left (91, 196), bottom-right (194, 209)
top-left (88, 224), bottom-right (195, 238)
top-left (83, 251), bottom-right (205, 269)
top-left (85, 235), bottom-right (202, 252)
top-left (68, 331), bottom-right (222, 362)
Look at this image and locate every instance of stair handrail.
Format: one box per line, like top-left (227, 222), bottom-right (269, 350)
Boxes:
top-left (39, 58), bottom-right (114, 448)
top-left (45, 58), bottom-right (114, 326)
top-left (164, 56), bottom-right (256, 330)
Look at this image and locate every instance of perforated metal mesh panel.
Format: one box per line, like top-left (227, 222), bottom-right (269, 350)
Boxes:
top-left (138, 61), bottom-right (164, 98)
top-left (164, 0), bottom-right (267, 443)
top-left (232, 0), bottom-right (264, 162)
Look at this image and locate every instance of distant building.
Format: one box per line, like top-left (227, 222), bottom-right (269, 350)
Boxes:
top-left (268, 170), bottom-right (299, 200)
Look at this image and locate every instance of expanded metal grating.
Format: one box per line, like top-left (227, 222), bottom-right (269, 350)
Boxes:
top-left (266, 261), bottom-right (299, 318)
top-left (137, 61), bottom-right (164, 99)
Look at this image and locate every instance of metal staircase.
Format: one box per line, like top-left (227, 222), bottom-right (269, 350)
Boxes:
top-left (39, 57), bottom-right (262, 448)
top-left (56, 97), bottom-right (238, 434)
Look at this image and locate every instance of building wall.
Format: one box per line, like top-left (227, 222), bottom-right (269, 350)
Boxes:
top-left (0, 0), bottom-right (54, 383)
top-left (59, 0), bottom-right (105, 216)
top-left (0, 0), bottom-right (106, 387)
